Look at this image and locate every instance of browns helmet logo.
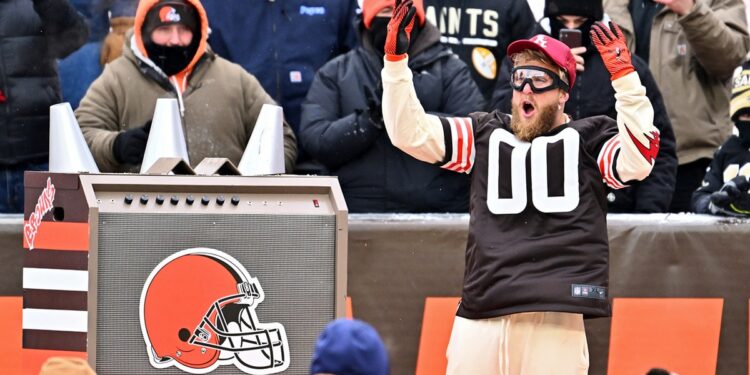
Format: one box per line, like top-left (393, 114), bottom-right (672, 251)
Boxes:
top-left (140, 248), bottom-right (289, 374)
top-left (159, 6), bottom-right (181, 23)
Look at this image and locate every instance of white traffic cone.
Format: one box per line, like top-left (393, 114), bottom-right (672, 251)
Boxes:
top-left (48, 103), bottom-right (99, 173)
top-left (140, 98), bottom-right (190, 173)
top-left (238, 104), bottom-right (285, 176)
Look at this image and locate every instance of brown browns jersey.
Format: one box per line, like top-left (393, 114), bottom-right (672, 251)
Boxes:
top-left (438, 110), bottom-right (625, 319)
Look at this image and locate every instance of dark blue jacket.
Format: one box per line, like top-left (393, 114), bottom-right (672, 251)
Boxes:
top-left (201, 0), bottom-right (358, 165)
top-left (300, 20), bottom-right (485, 213)
top-left (0, 0), bottom-right (88, 165)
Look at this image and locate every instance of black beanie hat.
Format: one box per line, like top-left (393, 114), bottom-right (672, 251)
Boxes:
top-left (544, 0), bottom-right (604, 21)
top-left (143, 0), bottom-right (199, 39)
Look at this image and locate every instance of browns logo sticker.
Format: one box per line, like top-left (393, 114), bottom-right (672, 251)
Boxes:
top-left (140, 248), bottom-right (289, 374)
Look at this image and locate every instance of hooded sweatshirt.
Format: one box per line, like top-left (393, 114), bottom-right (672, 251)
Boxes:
top-left (76, 0), bottom-right (297, 172)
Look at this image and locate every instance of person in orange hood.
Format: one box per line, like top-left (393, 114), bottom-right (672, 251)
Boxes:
top-left (76, 0), bottom-right (298, 173)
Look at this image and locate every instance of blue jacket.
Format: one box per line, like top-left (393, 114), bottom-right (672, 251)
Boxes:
top-left (201, 0), bottom-right (358, 164)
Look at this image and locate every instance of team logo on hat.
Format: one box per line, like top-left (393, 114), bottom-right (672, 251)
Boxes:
top-left (159, 6), bottom-right (181, 23)
top-left (532, 35), bottom-right (548, 48)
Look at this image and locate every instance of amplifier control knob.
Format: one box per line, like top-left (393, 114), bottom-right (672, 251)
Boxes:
top-left (186, 195), bottom-right (195, 205)
top-left (140, 195), bottom-right (149, 204)
top-left (216, 196), bottom-right (225, 205)
top-left (201, 196), bottom-right (210, 205)
top-left (124, 194), bottom-right (134, 205)
top-left (155, 195), bottom-right (165, 205)
top-left (231, 196), bottom-right (240, 206)
top-left (170, 195), bottom-right (179, 205)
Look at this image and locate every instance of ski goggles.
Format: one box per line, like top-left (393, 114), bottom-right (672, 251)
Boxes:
top-left (510, 66), bottom-right (569, 93)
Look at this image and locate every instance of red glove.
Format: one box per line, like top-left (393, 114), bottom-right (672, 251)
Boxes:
top-left (590, 21), bottom-right (635, 81)
top-left (385, 0), bottom-right (417, 62)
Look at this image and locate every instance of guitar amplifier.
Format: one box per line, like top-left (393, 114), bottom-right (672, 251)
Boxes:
top-left (22, 172), bottom-right (347, 375)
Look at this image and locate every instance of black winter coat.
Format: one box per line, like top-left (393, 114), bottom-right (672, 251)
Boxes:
top-left (692, 136), bottom-right (750, 214)
top-left (0, 0), bottom-right (89, 165)
top-left (423, 0), bottom-right (536, 103)
top-left (300, 21), bottom-right (485, 213)
top-left (490, 25), bottom-right (677, 213)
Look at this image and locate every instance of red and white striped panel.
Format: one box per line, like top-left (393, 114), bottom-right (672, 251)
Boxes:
top-left (441, 117), bottom-right (475, 174)
top-left (598, 135), bottom-right (627, 190)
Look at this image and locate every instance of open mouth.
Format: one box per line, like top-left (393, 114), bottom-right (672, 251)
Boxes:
top-left (521, 100), bottom-right (536, 118)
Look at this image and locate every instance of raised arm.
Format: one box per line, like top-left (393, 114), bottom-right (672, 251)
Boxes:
top-left (591, 22), bottom-right (658, 185)
top-left (381, 0), bottom-right (452, 165)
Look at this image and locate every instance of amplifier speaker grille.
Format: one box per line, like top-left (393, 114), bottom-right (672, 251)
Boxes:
top-left (96, 213), bottom-right (336, 374)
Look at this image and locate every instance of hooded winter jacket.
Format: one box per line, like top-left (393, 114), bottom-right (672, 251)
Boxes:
top-left (605, 0), bottom-right (750, 165)
top-left (0, 0), bottom-right (88, 165)
top-left (76, 0), bottom-right (297, 173)
top-left (299, 19), bottom-right (485, 213)
top-left (423, 0), bottom-right (536, 103)
top-left (491, 20), bottom-right (677, 213)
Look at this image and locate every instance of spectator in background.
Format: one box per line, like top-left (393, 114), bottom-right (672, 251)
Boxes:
top-left (423, 0), bottom-right (536, 104)
top-left (605, 0), bottom-right (750, 212)
top-left (492, 0), bottom-right (677, 213)
top-left (99, 0), bottom-right (140, 65)
top-left (299, 0), bottom-right (484, 213)
top-left (0, 0), bottom-right (88, 213)
top-left (693, 61), bottom-right (750, 217)
top-left (310, 318), bottom-right (389, 375)
top-left (59, 0), bottom-right (138, 109)
top-left (76, 0), bottom-right (297, 173)
top-left (201, 0), bottom-right (358, 173)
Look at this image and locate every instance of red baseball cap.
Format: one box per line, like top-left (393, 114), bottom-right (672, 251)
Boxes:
top-left (507, 34), bottom-right (577, 91)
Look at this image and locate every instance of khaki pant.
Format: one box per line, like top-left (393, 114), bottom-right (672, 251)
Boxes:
top-left (446, 312), bottom-right (589, 375)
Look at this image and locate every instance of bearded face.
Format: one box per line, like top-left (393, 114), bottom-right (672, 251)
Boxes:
top-left (510, 95), bottom-right (559, 142)
top-left (509, 61), bottom-right (568, 142)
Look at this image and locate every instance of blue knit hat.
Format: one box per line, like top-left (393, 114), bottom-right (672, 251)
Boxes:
top-left (310, 319), bottom-right (389, 375)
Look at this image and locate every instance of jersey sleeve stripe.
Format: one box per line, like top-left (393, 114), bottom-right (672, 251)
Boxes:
top-left (461, 117), bottom-right (475, 173)
top-left (444, 118), bottom-right (464, 171)
top-left (605, 138), bottom-right (624, 189)
top-left (599, 136), bottom-right (618, 188)
top-left (598, 136), bottom-right (626, 189)
top-left (438, 117), bottom-right (453, 165)
top-left (441, 117), bottom-right (474, 173)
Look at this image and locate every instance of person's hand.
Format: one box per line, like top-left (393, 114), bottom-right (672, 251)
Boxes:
top-left (112, 121), bottom-right (151, 165)
top-left (590, 21), bottom-right (634, 81)
top-left (654, 0), bottom-right (695, 16)
top-left (709, 175), bottom-right (750, 216)
top-left (385, 0), bottom-right (417, 62)
top-left (571, 46), bottom-right (587, 72)
top-left (359, 84), bottom-right (384, 130)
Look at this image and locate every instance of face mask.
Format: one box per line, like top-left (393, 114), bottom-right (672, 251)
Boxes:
top-left (735, 120), bottom-right (750, 147)
top-left (144, 39), bottom-right (199, 77)
top-left (550, 17), bottom-right (596, 50)
top-left (369, 17), bottom-right (390, 56)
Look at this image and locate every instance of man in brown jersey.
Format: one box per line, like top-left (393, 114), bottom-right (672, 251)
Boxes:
top-left (381, 0), bottom-right (659, 373)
